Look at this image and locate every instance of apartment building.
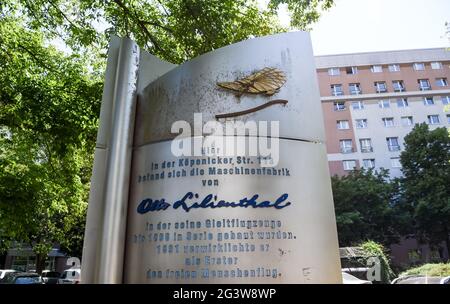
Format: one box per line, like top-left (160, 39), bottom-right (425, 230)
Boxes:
top-left (316, 48), bottom-right (450, 177)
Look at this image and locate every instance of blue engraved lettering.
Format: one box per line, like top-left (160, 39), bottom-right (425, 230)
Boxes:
top-left (137, 192), bottom-right (291, 214)
top-left (137, 198), bottom-right (170, 214)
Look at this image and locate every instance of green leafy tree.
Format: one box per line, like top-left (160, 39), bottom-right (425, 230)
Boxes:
top-left (0, 17), bottom-right (102, 272)
top-left (2, 0), bottom-right (333, 64)
top-left (331, 169), bottom-right (400, 247)
top-left (400, 123), bottom-right (450, 260)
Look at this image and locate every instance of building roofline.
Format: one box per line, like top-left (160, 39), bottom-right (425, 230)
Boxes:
top-left (314, 47), bottom-right (450, 69)
top-left (314, 47), bottom-right (449, 58)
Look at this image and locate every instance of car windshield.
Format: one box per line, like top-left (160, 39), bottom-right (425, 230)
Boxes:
top-left (15, 276), bottom-right (41, 284)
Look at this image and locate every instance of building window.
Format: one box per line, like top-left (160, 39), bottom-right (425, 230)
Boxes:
top-left (387, 137), bottom-right (400, 151)
top-left (436, 78), bottom-right (448, 87)
top-left (346, 66), bottom-right (358, 75)
top-left (431, 62), bottom-right (442, 70)
top-left (343, 160), bottom-right (357, 171)
top-left (418, 79), bottom-right (431, 91)
top-left (331, 84), bottom-right (344, 96)
top-left (391, 157), bottom-right (402, 168)
top-left (428, 115), bottom-right (440, 125)
top-left (379, 99), bottom-right (390, 108)
top-left (352, 101), bottom-right (364, 110)
top-left (388, 64), bottom-right (400, 72)
top-left (337, 120), bottom-right (350, 130)
top-left (355, 119), bottom-right (368, 129)
top-left (333, 101), bottom-right (346, 111)
top-left (375, 81), bottom-right (388, 93)
top-left (371, 65), bottom-right (383, 73)
top-left (360, 138), bottom-right (373, 153)
top-left (383, 117), bottom-right (395, 127)
top-left (413, 63), bottom-right (425, 71)
top-left (340, 139), bottom-right (353, 153)
top-left (397, 98), bottom-right (408, 107)
top-left (442, 96), bottom-right (450, 105)
top-left (401, 116), bottom-right (414, 126)
top-left (328, 68), bottom-right (340, 76)
top-left (349, 83), bottom-right (362, 95)
top-left (392, 80), bottom-right (405, 92)
top-left (362, 159), bottom-right (375, 169)
top-left (423, 97), bottom-right (434, 106)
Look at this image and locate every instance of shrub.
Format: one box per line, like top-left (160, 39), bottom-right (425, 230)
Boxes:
top-left (400, 263), bottom-right (450, 277)
top-left (358, 240), bottom-right (395, 283)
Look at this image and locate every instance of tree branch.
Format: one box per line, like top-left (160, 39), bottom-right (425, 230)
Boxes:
top-left (141, 20), bottom-right (174, 33)
top-left (47, 0), bottom-right (80, 30)
top-left (112, 0), bottom-right (163, 52)
top-left (156, 0), bottom-right (170, 17)
top-left (17, 44), bottom-right (57, 73)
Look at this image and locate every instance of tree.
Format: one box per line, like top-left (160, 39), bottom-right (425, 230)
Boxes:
top-left (2, 0), bottom-right (334, 64)
top-left (400, 123), bottom-right (450, 260)
top-left (0, 17), bottom-right (102, 272)
top-left (331, 169), bottom-right (400, 247)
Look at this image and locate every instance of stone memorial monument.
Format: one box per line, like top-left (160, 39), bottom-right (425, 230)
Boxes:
top-left (81, 32), bottom-right (342, 284)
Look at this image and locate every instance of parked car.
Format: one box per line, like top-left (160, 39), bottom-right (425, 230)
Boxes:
top-left (0, 272), bottom-right (43, 284)
top-left (58, 268), bottom-right (81, 284)
top-left (41, 270), bottom-right (61, 284)
top-left (0, 270), bottom-right (17, 282)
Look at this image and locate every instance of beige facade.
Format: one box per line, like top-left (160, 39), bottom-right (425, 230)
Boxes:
top-left (315, 48), bottom-right (450, 267)
top-left (315, 48), bottom-right (450, 177)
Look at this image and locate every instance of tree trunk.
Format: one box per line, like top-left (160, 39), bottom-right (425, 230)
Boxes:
top-left (35, 254), bottom-right (46, 274)
top-left (445, 227), bottom-right (450, 262)
top-left (0, 253), bottom-right (6, 269)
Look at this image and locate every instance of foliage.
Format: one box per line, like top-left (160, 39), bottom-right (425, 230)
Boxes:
top-left (269, 0), bottom-right (334, 29)
top-left (358, 240), bottom-right (395, 283)
top-left (400, 263), bottom-right (450, 277)
top-left (2, 0), bottom-right (334, 64)
top-left (400, 123), bottom-right (450, 258)
top-left (0, 232), bottom-right (11, 254)
top-left (332, 123), bottom-right (450, 266)
top-left (0, 17), bottom-right (102, 269)
top-left (331, 169), bottom-right (401, 247)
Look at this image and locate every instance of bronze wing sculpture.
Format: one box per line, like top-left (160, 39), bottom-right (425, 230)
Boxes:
top-left (217, 67), bottom-right (286, 96)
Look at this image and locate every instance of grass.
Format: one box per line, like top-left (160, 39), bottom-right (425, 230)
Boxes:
top-left (400, 263), bottom-right (450, 277)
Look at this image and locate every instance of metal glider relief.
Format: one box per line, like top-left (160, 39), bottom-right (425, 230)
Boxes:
top-left (216, 67), bottom-right (288, 119)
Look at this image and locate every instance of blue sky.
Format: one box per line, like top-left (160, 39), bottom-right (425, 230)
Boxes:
top-left (294, 0), bottom-right (450, 55)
